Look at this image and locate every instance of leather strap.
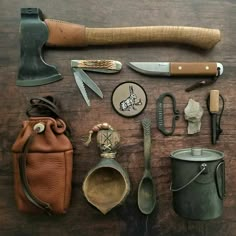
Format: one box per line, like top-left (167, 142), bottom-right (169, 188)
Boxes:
top-left (185, 67), bottom-right (221, 92)
top-left (19, 129), bottom-right (53, 215)
top-left (45, 19), bottom-right (87, 47)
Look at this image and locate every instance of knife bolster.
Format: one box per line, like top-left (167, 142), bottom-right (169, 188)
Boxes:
top-left (170, 62), bottom-right (218, 76)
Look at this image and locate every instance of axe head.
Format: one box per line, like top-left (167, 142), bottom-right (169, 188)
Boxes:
top-left (17, 8), bottom-right (62, 86)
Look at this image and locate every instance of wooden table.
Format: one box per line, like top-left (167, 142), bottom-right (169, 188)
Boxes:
top-left (0, 1), bottom-right (236, 235)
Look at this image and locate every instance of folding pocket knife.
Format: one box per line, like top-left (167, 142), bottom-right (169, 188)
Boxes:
top-left (71, 60), bottom-right (122, 73)
top-left (71, 60), bottom-right (122, 106)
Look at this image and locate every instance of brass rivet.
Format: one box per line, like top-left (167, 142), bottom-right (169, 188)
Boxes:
top-left (178, 66), bottom-right (182, 70)
top-left (205, 66), bottom-right (209, 70)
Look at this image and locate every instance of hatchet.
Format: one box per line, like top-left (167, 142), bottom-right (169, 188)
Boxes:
top-left (17, 8), bottom-right (221, 86)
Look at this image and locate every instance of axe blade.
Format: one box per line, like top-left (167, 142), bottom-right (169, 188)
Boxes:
top-left (17, 8), bottom-right (62, 86)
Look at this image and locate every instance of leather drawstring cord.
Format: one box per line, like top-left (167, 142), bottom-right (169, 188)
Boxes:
top-left (26, 96), bottom-right (61, 118)
top-left (26, 96), bottom-right (71, 137)
top-left (18, 126), bottom-right (53, 215)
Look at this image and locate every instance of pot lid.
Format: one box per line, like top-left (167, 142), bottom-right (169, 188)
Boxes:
top-left (171, 147), bottom-right (224, 162)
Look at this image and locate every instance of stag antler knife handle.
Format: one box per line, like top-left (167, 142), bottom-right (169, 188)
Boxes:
top-left (45, 19), bottom-right (220, 49)
top-left (71, 60), bottom-right (122, 73)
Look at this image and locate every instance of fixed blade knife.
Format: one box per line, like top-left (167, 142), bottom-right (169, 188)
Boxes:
top-left (127, 62), bottom-right (223, 77)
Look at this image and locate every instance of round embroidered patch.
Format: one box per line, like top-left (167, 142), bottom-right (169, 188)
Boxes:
top-left (111, 81), bottom-right (147, 117)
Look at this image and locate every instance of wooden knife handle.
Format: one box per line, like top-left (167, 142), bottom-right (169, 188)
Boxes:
top-left (210, 90), bottom-right (220, 113)
top-left (170, 62), bottom-right (218, 76)
top-left (45, 19), bottom-right (220, 49)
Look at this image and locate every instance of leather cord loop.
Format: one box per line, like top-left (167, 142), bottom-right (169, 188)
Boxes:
top-left (26, 96), bottom-right (61, 118)
top-left (18, 128), bottom-right (53, 215)
top-left (26, 96), bottom-right (71, 137)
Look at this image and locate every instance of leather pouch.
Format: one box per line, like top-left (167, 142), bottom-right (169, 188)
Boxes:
top-left (12, 96), bottom-right (73, 215)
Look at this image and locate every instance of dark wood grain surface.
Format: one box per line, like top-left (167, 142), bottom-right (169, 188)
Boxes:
top-left (0, 0), bottom-right (236, 235)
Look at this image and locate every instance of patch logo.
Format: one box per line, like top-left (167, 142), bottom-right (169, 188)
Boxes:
top-left (111, 82), bottom-right (147, 117)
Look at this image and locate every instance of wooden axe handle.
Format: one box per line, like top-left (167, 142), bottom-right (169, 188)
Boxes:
top-left (45, 19), bottom-right (220, 49)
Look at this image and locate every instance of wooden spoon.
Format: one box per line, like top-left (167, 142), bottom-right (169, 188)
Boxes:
top-left (138, 118), bottom-right (156, 214)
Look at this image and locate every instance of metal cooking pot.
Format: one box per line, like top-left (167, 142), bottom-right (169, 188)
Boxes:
top-left (170, 147), bottom-right (225, 220)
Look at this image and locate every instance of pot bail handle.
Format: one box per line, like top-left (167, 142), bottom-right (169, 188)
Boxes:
top-left (215, 161), bottom-right (225, 200)
top-left (170, 163), bottom-right (207, 192)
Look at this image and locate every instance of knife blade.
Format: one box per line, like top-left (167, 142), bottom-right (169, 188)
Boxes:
top-left (127, 62), bottom-right (223, 77)
top-left (73, 69), bottom-right (91, 106)
top-left (74, 68), bottom-right (103, 99)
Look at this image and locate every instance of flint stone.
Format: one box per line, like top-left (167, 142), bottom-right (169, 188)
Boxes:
top-left (184, 99), bottom-right (204, 134)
